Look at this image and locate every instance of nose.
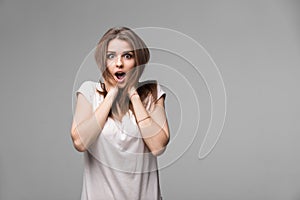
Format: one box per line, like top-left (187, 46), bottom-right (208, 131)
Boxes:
top-left (116, 55), bottom-right (123, 68)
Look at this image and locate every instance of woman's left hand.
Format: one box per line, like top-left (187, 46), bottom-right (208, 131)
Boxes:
top-left (128, 86), bottom-right (138, 100)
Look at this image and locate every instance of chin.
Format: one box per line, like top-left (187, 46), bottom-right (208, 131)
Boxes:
top-left (116, 80), bottom-right (127, 88)
top-left (117, 84), bottom-right (126, 88)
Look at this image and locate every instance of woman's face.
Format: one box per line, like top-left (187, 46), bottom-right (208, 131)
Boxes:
top-left (106, 38), bottom-right (135, 88)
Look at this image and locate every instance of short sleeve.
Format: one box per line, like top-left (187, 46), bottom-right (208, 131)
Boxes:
top-left (76, 81), bottom-right (95, 104)
top-left (156, 83), bottom-right (166, 100)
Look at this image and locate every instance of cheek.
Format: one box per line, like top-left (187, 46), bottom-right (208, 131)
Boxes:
top-left (106, 60), bottom-right (114, 68)
top-left (125, 60), bottom-right (136, 69)
top-left (106, 64), bottom-right (114, 75)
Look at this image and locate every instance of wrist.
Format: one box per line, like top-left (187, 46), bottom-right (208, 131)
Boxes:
top-left (107, 87), bottom-right (118, 98)
top-left (128, 87), bottom-right (138, 98)
top-left (130, 91), bottom-right (140, 100)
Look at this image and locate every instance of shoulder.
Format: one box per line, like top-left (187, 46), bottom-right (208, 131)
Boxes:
top-left (76, 81), bottom-right (99, 104)
top-left (77, 80), bottom-right (99, 93)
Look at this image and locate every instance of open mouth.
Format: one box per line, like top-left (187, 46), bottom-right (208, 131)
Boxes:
top-left (114, 71), bottom-right (126, 82)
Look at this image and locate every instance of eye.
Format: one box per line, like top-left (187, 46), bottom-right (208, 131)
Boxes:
top-left (106, 54), bottom-right (115, 59)
top-left (123, 53), bottom-right (133, 59)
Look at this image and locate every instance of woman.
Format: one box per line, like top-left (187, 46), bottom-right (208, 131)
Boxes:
top-left (71, 27), bottom-right (170, 200)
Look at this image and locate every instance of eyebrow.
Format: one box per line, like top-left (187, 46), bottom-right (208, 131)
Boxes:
top-left (106, 50), bottom-right (134, 54)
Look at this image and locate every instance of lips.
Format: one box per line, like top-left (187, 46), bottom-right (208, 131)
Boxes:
top-left (114, 71), bottom-right (126, 82)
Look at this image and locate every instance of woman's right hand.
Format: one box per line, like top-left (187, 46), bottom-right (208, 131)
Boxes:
top-left (107, 85), bottom-right (119, 99)
top-left (104, 80), bottom-right (119, 98)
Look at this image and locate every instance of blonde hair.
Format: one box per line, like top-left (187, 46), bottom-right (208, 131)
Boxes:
top-left (95, 27), bottom-right (156, 120)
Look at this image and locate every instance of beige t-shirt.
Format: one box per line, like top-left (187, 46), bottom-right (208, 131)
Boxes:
top-left (76, 81), bottom-right (166, 200)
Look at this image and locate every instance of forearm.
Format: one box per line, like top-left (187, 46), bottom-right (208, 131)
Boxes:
top-left (130, 94), bottom-right (169, 156)
top-left (72, 114), bottom-right (101, 152)
top-left (94, 92), bottom-right (115, 129)
top-left (72, 91), bottom-right (116, 151)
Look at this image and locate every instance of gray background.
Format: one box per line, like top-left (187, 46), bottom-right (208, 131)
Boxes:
top-left (1, 0), bottom-right (300, 199)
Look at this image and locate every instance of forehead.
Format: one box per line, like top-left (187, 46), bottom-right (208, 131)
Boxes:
top-left (107, 38), bottom-right (133, 53)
